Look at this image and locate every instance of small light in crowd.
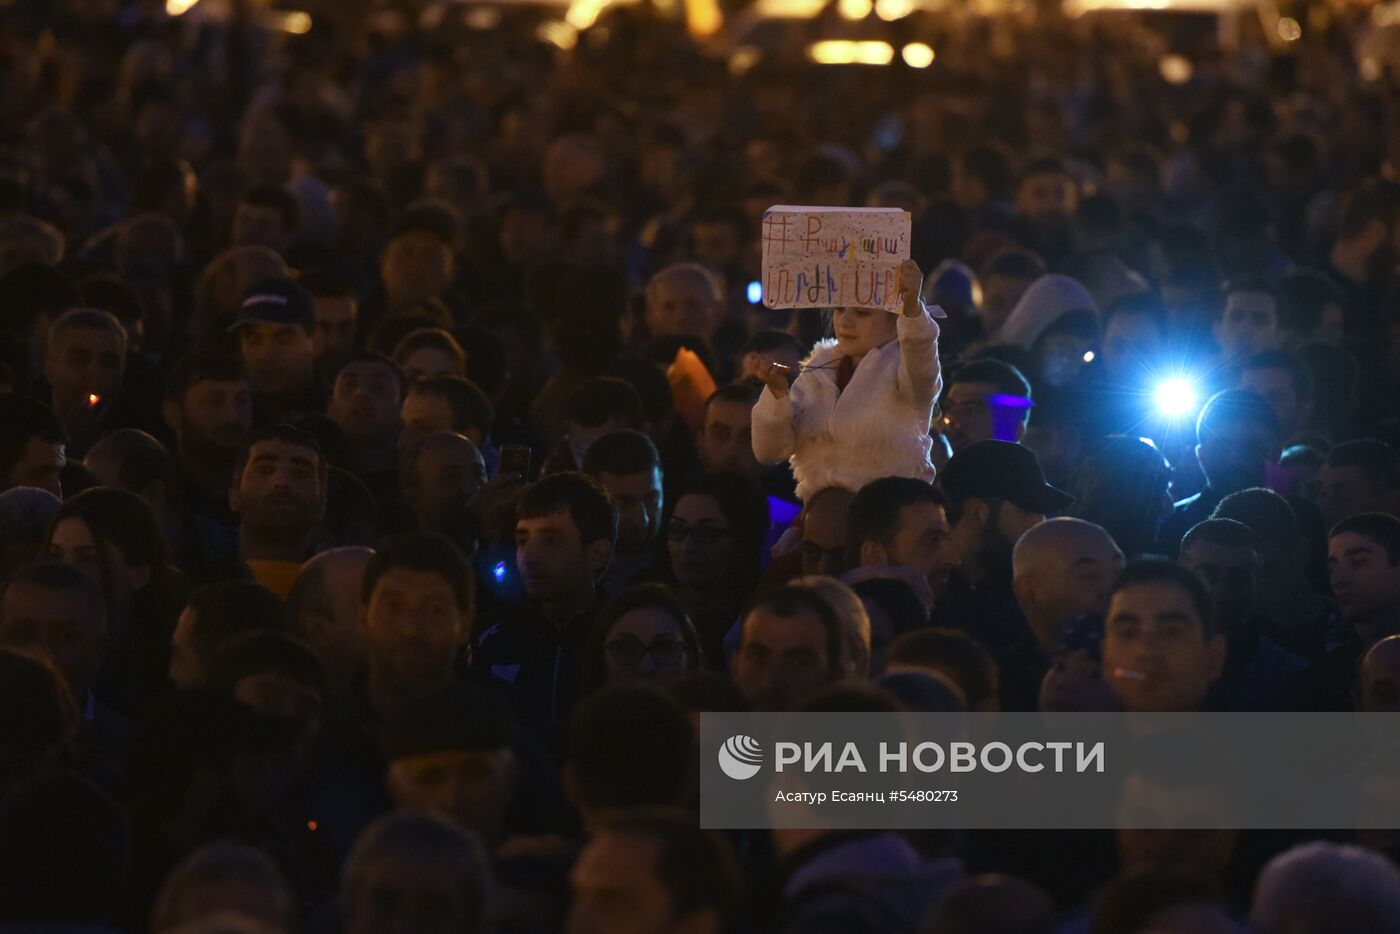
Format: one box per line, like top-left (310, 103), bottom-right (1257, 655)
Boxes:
top-left (464, 8), bottom-right (501, 30)
top-left (747, 281), bottom-right (763, 303)
top-left (1277, 17), bottom-right (1301, 42)
top-left (566, 0), bottom-right (609, 31)
top-left (87, 393), bottom-right (101, 407)
top-left (839, 0), bottom-right (873, 20)
top-left (684, 0), bottom-right (724, 37)
top-left (901, 42), bottom-right (935, 68)
top-left (729, 46), bottom-right (762, 75)
top-left (278, 11), bottom-right (312, 34)
top-left (1082, 350), bottom-right (1095, 364)
top-left (306, 820), bottom-right (318, 832)
top-left (1154, 378), bottom-right (1198, 418)
top-left (1158, 54), bottom-right (1193, 85)
top-left (537, 20), bottom-right (579, 49)
top-left (754, 0), bottom-right (826, 17)
top-left (808, 40), bottom-right (895, 65)
top-left (874, 0), bottom-right (913, 20)
top-left (493, 562), bottom-right (508, 583)
top-left (165, 0), bottom-right (200, 14)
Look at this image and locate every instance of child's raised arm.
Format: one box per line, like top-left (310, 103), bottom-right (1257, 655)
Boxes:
top-left (751, 360), bottom-right (797, 465)
top-left (895, 259), bottom-right (942, 408)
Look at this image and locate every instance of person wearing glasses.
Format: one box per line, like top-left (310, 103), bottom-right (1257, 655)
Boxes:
top-left (661, 473), bottom-right (769, 667)
top-left (582, 584), bottom-right (703, 691)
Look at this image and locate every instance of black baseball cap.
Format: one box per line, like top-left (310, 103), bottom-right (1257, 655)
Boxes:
top-left (228, 277), bottom-right (315, 332)
top-left (389, 199), bottom-right (460, 246)
top-left (938, 440), bottom-right (1074, 515)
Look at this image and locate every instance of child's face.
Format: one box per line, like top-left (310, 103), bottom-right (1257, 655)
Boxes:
top-left (833, 307), bottom-right (898, 360)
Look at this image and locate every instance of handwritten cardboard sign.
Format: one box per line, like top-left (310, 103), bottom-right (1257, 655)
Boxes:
top-left (761, 205), bottom-right (911, 312)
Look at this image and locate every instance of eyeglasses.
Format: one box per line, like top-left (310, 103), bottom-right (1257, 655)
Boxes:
top-left (605, 635), bottom-right (688, 669)
top-left (665, 521), bottom-right (734, 545)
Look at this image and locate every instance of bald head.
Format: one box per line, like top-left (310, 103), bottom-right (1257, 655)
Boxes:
top-left (1360, 635), bottom-right (1400, 712)
top-left (288, 546), bottom-right (374, 692)
top-left (400, 431), bottom-right (486, 529)
top-left (1013, 518), bottom-right (1124, 653)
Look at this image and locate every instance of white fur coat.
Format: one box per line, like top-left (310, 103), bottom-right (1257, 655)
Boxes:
top-left (752, 311), bottom-right (942, 502)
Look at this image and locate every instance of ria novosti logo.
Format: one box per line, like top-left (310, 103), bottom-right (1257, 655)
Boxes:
top-left (718, 735), bottom-right (764, 780)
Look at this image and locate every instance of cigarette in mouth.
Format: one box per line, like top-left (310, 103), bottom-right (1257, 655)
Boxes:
top-left (1112, 667), bottom-right (1147, 681)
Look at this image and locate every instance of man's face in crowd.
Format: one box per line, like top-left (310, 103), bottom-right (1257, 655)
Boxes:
top-left (232, 201), bottom-right (291, 256)
top-left (168, 378), bottom-right (253, 465)
top-left (1239, 366), bottom-right (1302, 436)
top-left (1329, 532), bottom-right (1400, 624)
top-left (381, 231), bottom-right (454, 308)
top-left (387, 747), bottom-right (517, 843)
top-left (598, 468), bottom-right (663, 556)
top-left (312, 296), bottom-right (357, 370)
top-left (0, 582), bottom-right (104, 698)
top-left (1358, 637), bottom-right (1400, 711)
top-left (1318, 463), bottom-right (1400, 532)
top-left (362, 567), bottom-right (467, 693)
top-left (330, 360), bottom-right (402, 446)
top-left (239, 323), bottom-right (316, 397)
top-left (646, 273), bottom-right (719, 341)
top-left (864, 501), bottom-right (962, 592)
top-left (1103, 581), bottom-right (1225, 712)
top-left (700, 399), bottom-right (758, 477)
top-left (401, 347), bottom-right (460, 384)
top-left (1101, 311), bottom-right (1165, 381)
top-left (1180, 540), bottom-right (1258, 637)
top-left (941, 381), bottom-right (1024, 450)
top-left (732, 605), bottom-right (833, 711)
top-left (570, 831), bottom-right (716, 934)
top-left (1197, 416), bottom-right (1275, 495)
top-left (46, 326), bottom-right (125, 413)
top-left (406, 436), bottom-right (487, 523)
top-left (231, 439), bottom-right (324, 539)
top-left (567, 417), bottom-right (629, 470)
top-left (1016, 171), bottom-right (1074, 227)
top-left (345, 851), bottom-right (476, 934)
top-left (516, 511), bottom-right (599, 607)
top-left (1215, 290), bottom-right (1280, 361)
top-left (1018, 534), bottom-right (1124, 631)
top-left (402, 389), bottom-right (473, 446)
top-left (799, 491), bottom-right (853, 577)
top-left (2, 434), bottom-right (65, 497)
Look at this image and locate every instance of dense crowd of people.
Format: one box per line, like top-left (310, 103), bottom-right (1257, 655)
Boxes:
top-left (7, 0), bottom-right (1400, 931)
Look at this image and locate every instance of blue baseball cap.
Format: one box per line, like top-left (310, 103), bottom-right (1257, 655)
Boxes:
top-left (228, 277), bottom-right (315, 332)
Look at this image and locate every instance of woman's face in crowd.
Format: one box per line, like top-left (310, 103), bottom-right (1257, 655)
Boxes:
top-left (667, 494), bottom-right (736, 589)
top-left (47, 517), bottom-right (147, 607)
top-left (603, 606), bottom-right (691, 684)
top-left (833, 307), bottom-right (898, 361)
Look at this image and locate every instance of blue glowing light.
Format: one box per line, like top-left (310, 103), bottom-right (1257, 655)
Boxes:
top-left (747, 281), bottom-right (763, 304)
top-left (986, 393), bottom-right (1035, 410)
top-left (1154, 378), bottom-right (1199, 418)
top-left (493, 561), bottom-right (508, 582)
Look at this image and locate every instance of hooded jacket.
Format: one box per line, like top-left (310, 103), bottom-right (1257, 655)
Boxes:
top-left (751, 309), bottom-right (941, 502)
top-left (996, 274), bottom-right (1097, 350)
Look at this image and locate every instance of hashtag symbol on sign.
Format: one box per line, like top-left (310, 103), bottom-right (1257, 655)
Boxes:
top-left (762, 214), bottom-right (793, 253)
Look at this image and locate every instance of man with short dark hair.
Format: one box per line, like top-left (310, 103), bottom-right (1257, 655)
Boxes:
top-left (169, 579), bottom-right (289, 691)
top-left (1296, 514), bottom-right (1400, 710)
top-left (699, 382), bottom-right (761, 478)
top-left (545, 377), bottom-right (644, 474)
top-left (1158, 389), bottom-right (1280, 553)
top-left (475, 472), bottom-right (618, 721)
top-left (400, 376), bottom-right (495, 448)
top-left (41, 307), bottom-right (131, 456)
top-left (0, 394), bottom-right (65, 498)
top-left (1318, 439), bottom-right (1400, 531)
top-left (302, 270), bottom-right (359, 378)
top-left (1179, 518), bottom-right (1305, 710)
top-left (569, 808), bottom-right (739, 934)
top-left (730, 584), bottom-right (844, 710)
top-left (1102, 560), bottom-right (1227, 712)
top-left (163, 351), bottom-right (253, 525)
top-left (939, 359), bottom-right (1034, 451)
top-left (1014, 157), bottom-right (1076, 267)
top-left (1239, 350), bottom-right (1311, 441)
top-left (229, 277), bottom-right (323, 426)
top-left (846, 476), bottom-right (960, 599)
top-left (328, 352), bottom-right (404, 504)
top-left (399, 431), bottom-right (487, 534)
top-left (1216, 279), bottom-right (1282, 364)
top-left (287, 547), bottom-right (374, 697)
top-left (379, 201), bottom-right (460, 313)
top-left (583, 430), bottom-right (664, 593)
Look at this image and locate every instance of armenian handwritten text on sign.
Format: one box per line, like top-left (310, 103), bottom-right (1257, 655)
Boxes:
top-left (761, 206), bottom-right (911, 312)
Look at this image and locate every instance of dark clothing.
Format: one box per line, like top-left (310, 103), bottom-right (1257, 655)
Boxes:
top-left (175, 463), bottom-right (239, 527)
top-left (1158, 485), bottom-right (1225, 555)
top-left (776, 832), bottom-right (963, 934)
top-left (1292, 630), bottom-right (1365, 712)
top-left (1211, 616), bottom-right (1307, 712)
top-left (931, 569), bottom-right (1030, 707)
top-left (472, 597), bottom-right (600, 723)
